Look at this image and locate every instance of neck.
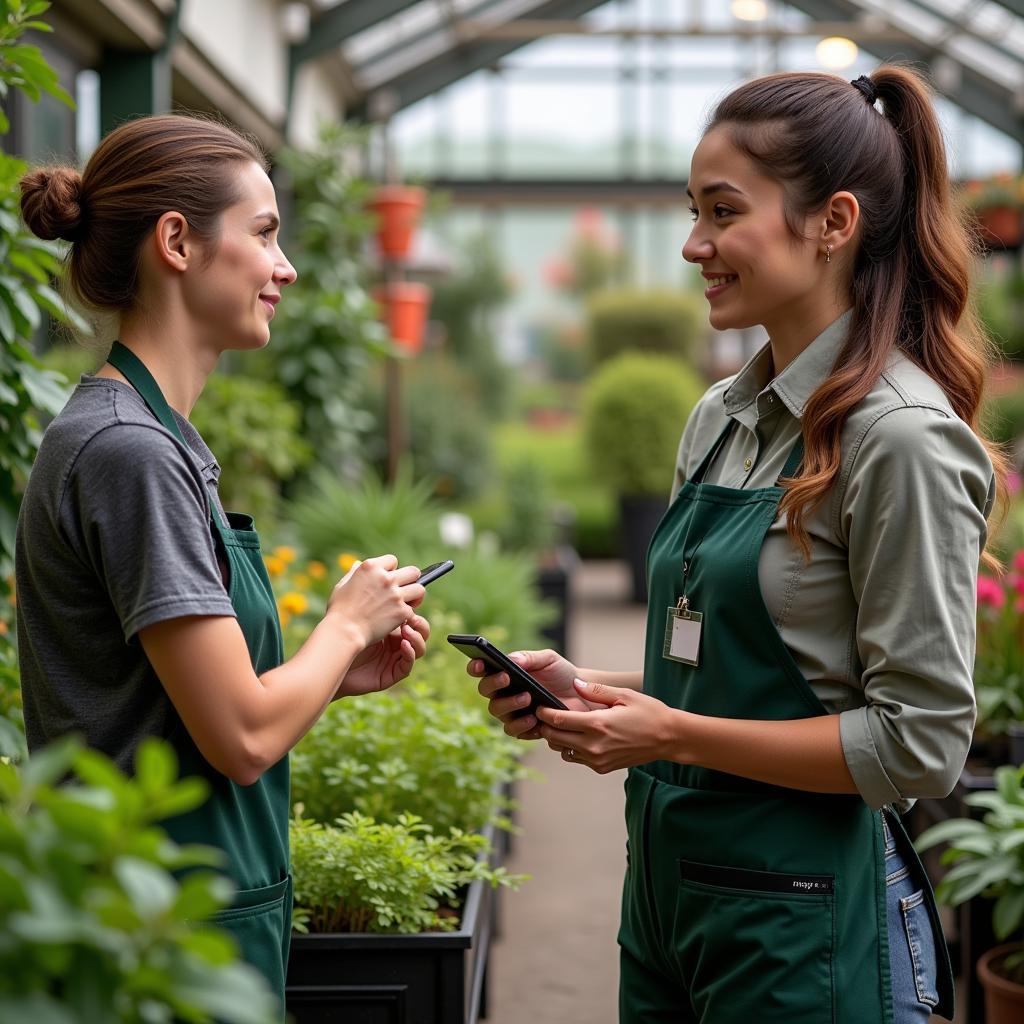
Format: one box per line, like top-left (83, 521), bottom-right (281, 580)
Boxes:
top-left (764, 292), bottom-right (849, 375)
top-left (99, 313), bottom-right (219, 417)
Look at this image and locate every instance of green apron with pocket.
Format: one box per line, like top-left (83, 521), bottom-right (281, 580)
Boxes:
top-left (619, 423), bottom-right (954, 1023)
top-left (107, 343), bottom-right (291, 1014)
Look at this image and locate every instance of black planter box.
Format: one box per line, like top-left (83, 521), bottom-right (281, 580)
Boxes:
top-left (285, 826), bottom-right (496, 1024)
top-left (618, 496), bottom-right (667, 604)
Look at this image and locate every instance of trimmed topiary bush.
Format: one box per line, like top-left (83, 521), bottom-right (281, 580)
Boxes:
top-left (585, 288), bottom-right (704, 367)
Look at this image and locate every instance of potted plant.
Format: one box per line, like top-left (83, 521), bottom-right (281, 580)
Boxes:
top-left (369, 185), bottom-right (426, 261)
top-left (963, 174), bottom-right (1024, 248)
top-left (582, 352), bottom-right (704, 602)
top-left (915, 764), bottom-right (1024, 1024)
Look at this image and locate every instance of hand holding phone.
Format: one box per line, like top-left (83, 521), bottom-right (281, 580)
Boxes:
top-left (447, 633), bottom-right (568, 715)
top-left (418, 560), bottom-right (455, 586)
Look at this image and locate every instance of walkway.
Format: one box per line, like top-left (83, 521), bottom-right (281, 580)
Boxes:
top-left (485, 560), bottom-right (961, 1024)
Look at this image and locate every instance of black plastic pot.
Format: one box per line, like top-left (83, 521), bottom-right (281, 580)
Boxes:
top-left (618, 495), bottom-right (667, 604)
top-left (1008, 723), bottom-right (1024, 766)
top-left (535, 546), bottom-right (577, 661)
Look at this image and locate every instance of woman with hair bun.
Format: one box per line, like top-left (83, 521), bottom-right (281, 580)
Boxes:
top-left (16, 114), bottom-right (431, 1011)
top-left (475, 66), bottom-right (1005, 1022)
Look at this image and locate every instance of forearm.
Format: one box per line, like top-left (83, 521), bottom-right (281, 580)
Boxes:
top-left (668, 710), bottom-right (858, 794)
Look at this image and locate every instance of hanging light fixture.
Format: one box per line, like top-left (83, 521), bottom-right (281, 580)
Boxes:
top-left (816, 36), bottom-right (859, 69)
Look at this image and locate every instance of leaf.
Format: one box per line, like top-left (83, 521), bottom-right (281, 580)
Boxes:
top-left (994, 887), bottom-right (1024, 940)
top-left (19, 734), bottom-right (79, 791)
top-left (134, 738), bottom-right (177, 793)
top-left (113, 856), bottom-right (177, 919)
top-left (0, 995), bottom-right (77, 1024)
top-left (914, 817), bottom-right (988, 853)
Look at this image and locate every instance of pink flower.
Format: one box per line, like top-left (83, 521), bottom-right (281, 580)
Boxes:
top-left (977, 575), bottom-right (1006, 608)
top-left (1008, 472), bottom-right (1022, 497)
top-left (1013, 574), bottom-right (1024, 598)
top-left (1013, 549), bottom-right (1024, 573)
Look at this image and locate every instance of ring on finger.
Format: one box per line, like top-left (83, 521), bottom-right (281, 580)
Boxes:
top-left (566, 748), bottom-right (576, 760)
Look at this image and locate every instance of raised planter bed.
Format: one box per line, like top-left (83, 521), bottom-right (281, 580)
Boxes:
top-left (285, 825), bottom-right (497, 1024)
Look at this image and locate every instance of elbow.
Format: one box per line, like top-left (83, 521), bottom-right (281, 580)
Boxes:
top-left (204, 735), bottom-right (274, 787)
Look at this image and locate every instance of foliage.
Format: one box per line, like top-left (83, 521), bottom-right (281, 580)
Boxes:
top-left (288, 462), bottom-right (443, 566)
top-left (290, 684), bottom-right (523, 836)
top-left (291, 810), bottom-right (522, 934)
top-left (0, 611), bottom-right (24, 760)
top-left (916, 764), bottom-right (1024, 983)
top-left (363, 353), bottom-right (494, 500)
top-left (585, 288), bottom-right (704, 367)
top-left (495, 459), bottom-right (556, 553)
top-left (252, 122), bottom-right (389, 474)
top-left (189, 373), bottom-right (312, 527)
top-left (977, 277), bottom-right (1024, 363)
top-left (961, 173), bottom-right (1024, 212)
top-left (0, 0), bottom-right (87, 576)
top-left (583, 352), bottom-right (704, 498)
top-left (429, 231), bottom-right (513, 412)
top-left (984, 384), bottom-right (1024, 450)
top-left (0, 736), bottom-right (281, 1022)
top-left (544, 207), bottom-right (630, 299)
top-left (974, 553), bottom-right (1024, 738)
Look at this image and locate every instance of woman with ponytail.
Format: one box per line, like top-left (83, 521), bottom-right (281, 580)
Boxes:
top-left (16, 115), bottom-right (432, 1015)
top-left (475, 66), bottom-right (1003, 1022)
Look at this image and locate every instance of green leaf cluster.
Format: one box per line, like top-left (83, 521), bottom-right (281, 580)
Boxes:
top-left (252, 122), bottom-right (389, 472)
top-left (583, 351), bottom-right (704, 498)
top-left (189, 373), bottom-right (312, 527)
top-left (916, 764), bottom-right (1024, 982)
top-left (0, 0), bottom-right (89, 575)
top-left (0, 736), bottom-right (281, 1022)
top-left (291, 810), bottom-right (521, 934)
top-left (291, 684), bottom-right (523, 836)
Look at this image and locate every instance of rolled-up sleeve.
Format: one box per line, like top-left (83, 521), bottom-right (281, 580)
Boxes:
top-left (837, 404), bottom-right (994, 809)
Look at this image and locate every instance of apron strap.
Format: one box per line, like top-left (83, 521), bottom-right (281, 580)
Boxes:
top-left (107, 341), bottom-right (227, 531)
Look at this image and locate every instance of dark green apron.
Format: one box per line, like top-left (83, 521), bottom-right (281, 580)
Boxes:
top-left (619, 423), bottom-right (954, 1023)
top-left (107, 343), bottom-right (291, 1014)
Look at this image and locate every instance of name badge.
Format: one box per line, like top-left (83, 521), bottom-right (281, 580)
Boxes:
top-left (663, 600), bottom-right (702, 667)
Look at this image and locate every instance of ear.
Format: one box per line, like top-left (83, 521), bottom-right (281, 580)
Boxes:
top-left (151, 211), bottom-right (193, 273)
top-left (820, 191), bottom-right (859, 258)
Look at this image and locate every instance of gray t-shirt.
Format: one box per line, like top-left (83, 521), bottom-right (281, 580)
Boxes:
top-left (15, 376), bottom-right (236, 772)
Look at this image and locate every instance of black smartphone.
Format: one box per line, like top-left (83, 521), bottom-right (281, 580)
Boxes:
top-left (417, 559), bottom-right (455, 586)
top-left (446, 633), bottom-right (568, 715)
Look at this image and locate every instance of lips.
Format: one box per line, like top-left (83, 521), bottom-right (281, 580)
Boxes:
top-left (703, 273), bottom-right (737, 299)
top-left (259, 294), bottom-right (279, 316)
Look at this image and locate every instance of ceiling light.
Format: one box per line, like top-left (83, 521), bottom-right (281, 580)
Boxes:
top-left (816, 36), bottom-right (859, 69)
top-left (731, 1), bottom-right (768, 22)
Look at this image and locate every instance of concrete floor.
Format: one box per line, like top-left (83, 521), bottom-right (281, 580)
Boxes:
top-left (484, 560), bottom-right (962, 1024)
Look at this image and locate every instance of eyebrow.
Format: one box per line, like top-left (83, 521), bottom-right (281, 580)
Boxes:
top-left (253, 212), bottom-right (280, 229)
top-left (685, 182), bottom-right (744, 200)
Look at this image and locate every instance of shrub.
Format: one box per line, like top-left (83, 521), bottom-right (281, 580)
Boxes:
top-left (0, 737), bottom-right (279, 1022)
top-left (189, 374), bottom-right (312, 526)
top-left (585, 288), bottom-right (703, 367)
top-left (583, 352), bottom-right (704, 498)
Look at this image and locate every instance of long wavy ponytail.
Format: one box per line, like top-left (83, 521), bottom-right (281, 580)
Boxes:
top-left (708, 66), bottom-right (1008, 569)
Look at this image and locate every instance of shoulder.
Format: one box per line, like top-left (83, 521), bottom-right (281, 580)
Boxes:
top-left (678, 376), bottom-right (733, 450)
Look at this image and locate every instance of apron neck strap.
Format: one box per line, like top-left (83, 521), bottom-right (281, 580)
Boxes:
top-left (690, 419), bottom-right (805, 487)
top-left (779, 434), bottom-right (805, 481)
top-left (107, 341), bottom-right (226, 530)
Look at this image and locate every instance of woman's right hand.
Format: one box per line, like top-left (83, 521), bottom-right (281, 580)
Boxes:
top-left (326, 554), bottom-right (424, 648)
top-left (470, 648), bottom-right (592, 740)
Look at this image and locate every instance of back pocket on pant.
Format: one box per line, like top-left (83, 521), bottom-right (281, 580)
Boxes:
top-left (676, 860), bottom-right (835, 1024)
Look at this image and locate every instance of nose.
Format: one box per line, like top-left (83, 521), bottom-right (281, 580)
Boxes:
top-left (682, 222), bottom-right (714, 265)
top-left (275, 245), bottom-right (297, 287)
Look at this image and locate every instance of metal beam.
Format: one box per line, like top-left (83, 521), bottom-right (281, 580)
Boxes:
top-left (290, 0), bottom-right (422, 68)
top-left (787, 0), bottom-right (1024, 144)
top-left (350, 0), bottom-right (608, 118)
top-left (991, 0), bottom-right (1024, 18)
top-left (426, 176), bottom-right (690, 204)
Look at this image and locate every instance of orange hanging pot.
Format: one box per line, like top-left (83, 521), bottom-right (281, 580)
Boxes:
top-left (372, 281), bottom-right (432, 355)
top-left (977, 205), bottom-right (1023, 248)
top-left (369, 185), bottom-right (426, 261)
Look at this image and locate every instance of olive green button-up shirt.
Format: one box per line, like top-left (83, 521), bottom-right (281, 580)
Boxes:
top-left (671, 311), bottom-right (995, 810)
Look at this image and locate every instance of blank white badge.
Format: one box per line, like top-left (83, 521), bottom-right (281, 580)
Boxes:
top-left (663, 607), bottom-right (703, 667)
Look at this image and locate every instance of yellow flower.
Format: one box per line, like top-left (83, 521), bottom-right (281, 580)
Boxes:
top-left (292, 573), bottom-right (311, 591)
top-left (274, 546), bottom-right (297, 565)
top-left (264, 555), bottom-right (286, 578)
top-left (307, 560), bottom-right (327, 580)
top-left (278, 608), bottom-right (292, 629)
top-left (280, 592), bottom-right (308, 616)
top-left (337, 553), bottom-right (359, 573)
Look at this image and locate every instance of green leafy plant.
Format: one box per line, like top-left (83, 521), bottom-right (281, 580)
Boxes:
top-left (290, 684), bottom-right (523, 836)
top-left (189, 373), bottom-right (312, 526)
top-left (0, 0), bottom-right (88, 577)
top-left (0, 736), bottom-right (281, 1022)
top-left (974, 555), bottom-right (1024, 739)
top-left (545, 208), bottom-right (630, 300)
top-left (291, 810), bottom-right (522, 934)
top-left (585, 288), bottom-right (703, 367)
top-left (252, 122), bottom-right (389, 473)
top-left (583, 352), bottom-right (704, 498)
top-left (916, 763), bottom-right (1024, 983)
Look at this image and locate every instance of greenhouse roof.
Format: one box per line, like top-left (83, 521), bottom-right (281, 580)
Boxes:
top-left (293, 0), bottom-right (1024, 143)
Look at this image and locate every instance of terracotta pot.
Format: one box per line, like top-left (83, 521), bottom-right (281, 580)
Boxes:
top-left (368, 185), bottom-right (425, 261)
top-left (977, 205), bottom-right (1022, 248)
top-left (978, 943), bottom-right (1024, 1024)
top-left (372, 282), bottom-right (431, 354)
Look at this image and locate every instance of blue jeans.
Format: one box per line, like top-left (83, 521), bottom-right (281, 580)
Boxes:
top-left (884, 813), bottom-right (940, 1023)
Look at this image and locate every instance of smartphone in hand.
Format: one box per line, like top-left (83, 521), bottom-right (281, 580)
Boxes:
top-left (418, 560), bottom-right (455, 586)
top-left (447, 633), bottom-right (568, 715)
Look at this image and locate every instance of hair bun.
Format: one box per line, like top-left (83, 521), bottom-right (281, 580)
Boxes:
top-left (20, 166), bottom-right (85, 242)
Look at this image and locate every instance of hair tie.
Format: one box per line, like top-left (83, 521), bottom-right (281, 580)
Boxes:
top-left (851, 75), bottom-right (877, 106)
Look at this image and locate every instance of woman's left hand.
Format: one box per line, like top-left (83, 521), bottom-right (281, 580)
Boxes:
top-left (535, 679), bottom-right (676, 774)
top-left (337, 614), bottom-right (430, 697)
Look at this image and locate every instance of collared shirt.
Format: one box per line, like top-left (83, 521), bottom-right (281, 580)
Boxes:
top-left (671, 311), bottom-right (995, 810)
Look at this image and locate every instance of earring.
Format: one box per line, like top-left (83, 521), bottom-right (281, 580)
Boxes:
top-left (825, 244), bottom-right (832, 263)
